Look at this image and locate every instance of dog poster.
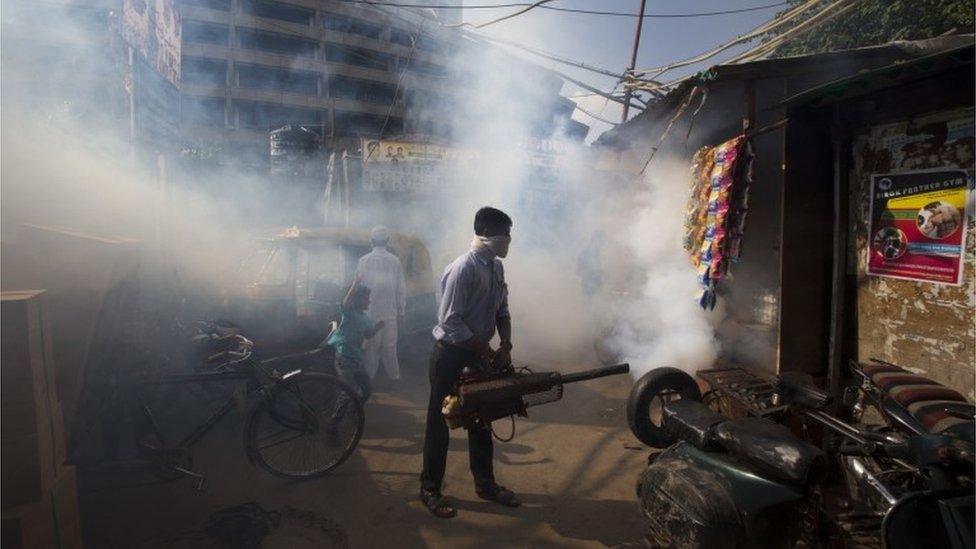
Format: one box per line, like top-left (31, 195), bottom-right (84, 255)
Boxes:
top-left (868, 170), bottom-right (969, 285)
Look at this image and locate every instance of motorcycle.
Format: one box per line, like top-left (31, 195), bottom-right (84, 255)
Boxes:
top-left (626, 359), bottom-right (974, 548)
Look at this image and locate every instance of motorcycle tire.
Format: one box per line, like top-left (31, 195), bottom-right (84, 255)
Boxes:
top-left (627, 367), bottom-right (702, 448)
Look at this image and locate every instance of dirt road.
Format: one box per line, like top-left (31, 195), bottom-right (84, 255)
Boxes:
top-left (80, 370), bottom-right (649, 548)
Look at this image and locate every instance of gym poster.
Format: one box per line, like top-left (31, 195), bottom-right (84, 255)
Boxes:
top-left (867, 170), bottom-right (969, 285)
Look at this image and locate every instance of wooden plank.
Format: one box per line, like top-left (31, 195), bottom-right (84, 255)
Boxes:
top-left (1, 291), bottom-right (61, 508)
top-left (1, 466), bottom-right (83, 549)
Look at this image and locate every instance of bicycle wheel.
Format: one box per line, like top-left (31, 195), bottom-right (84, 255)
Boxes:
top-left (244, 372), bottom-right (364, 479)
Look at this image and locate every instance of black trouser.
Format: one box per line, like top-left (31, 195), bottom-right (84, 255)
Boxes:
top-left (420, 341), bottom-right (494, 493)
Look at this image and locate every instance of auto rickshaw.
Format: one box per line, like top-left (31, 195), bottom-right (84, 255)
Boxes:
top-left (223, 227), bottom-right (436, 367)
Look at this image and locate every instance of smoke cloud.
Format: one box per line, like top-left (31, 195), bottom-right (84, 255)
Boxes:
top-left (1, 4), bottom-right (723, 379)
top-left (606, 159), bottom-right (724, 378)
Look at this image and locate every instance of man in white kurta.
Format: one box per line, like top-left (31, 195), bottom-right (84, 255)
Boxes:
top-left (356, 226), bottom-right (407, 380)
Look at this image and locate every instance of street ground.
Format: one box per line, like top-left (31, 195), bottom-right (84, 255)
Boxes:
top-left (79, 366), bottom-right (650, 548)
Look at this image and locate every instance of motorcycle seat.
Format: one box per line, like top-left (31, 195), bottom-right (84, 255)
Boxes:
top-left (662, 400), bottom-right (827, 485)
top-left (711, 417), bottom-right (827, 486)
top-left (861, 361), bottom-right (974, 435)
top-left (662, 399), bottom-right (726, 450)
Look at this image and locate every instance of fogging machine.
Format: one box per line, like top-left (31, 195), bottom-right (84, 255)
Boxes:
top-left (442, 363), bottom-right (630, 430)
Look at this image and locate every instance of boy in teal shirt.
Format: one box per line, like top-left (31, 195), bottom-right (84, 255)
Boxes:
top-left (324, 281), bottom-right (385, 413)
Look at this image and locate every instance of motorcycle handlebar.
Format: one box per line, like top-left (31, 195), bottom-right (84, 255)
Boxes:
top-left (838, 436), bottom-right (975, 468)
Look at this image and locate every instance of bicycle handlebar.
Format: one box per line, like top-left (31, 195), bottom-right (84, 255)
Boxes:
top-left (207, 350), bottom-right (230, 363)
top-left (207, 350), bottom-right (249, 363)
top-left (204, 334), bottom-right (254, 365)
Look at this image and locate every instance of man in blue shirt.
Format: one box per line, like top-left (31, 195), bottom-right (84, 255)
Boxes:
top-left (420, 207), bottom-right (518, 518)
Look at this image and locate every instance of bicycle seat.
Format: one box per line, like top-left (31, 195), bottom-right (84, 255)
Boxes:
top-left (775, 372), bottom-right (831, 410)
top-left (860, 360), bottom-right (974, 436)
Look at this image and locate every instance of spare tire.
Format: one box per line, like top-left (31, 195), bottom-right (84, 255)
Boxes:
top-left (627, 367), bottom-right (702, 448)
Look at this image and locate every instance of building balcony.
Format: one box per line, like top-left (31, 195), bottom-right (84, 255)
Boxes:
top-left (181, 83), bottom-right (403, 118)
top-left (180, 4), bottom-right (454, 67)
top-left (181, 43), bottom-right (450, 96)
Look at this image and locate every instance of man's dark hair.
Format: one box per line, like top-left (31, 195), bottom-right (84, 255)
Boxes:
top-left (473, 207), bottom-right (512, 236)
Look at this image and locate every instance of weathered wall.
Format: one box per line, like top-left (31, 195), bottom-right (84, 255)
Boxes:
top-left (851, 107), bottom-right (975, 400)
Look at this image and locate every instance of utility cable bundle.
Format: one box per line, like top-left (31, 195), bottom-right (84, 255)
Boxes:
top-left (623, 0), bottom-right (861, 95)
top-left (684, 136), bottom-right (754, 309)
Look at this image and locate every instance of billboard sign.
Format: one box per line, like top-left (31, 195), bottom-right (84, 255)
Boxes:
top-left (362, 139), bottom-right (480, 164)
top-left (122, 0), bottom-right (181, 87)
top-left (360, 138), bottom-right (569, 192)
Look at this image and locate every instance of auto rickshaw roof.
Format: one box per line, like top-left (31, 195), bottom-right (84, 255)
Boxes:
top-left (279, 227), bottom-right (434, 294)
top-left (273, 226), bottom-right (426, 249)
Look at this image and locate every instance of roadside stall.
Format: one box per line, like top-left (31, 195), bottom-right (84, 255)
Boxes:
top-left (611, 38), bottom-right (974, 549)
top-left (594, 37), bottom-right (974, 393)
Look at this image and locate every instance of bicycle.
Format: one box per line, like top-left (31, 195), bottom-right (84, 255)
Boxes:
top-left (74, 322), bottom-right (365, 489)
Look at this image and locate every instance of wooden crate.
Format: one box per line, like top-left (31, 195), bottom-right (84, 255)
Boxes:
top-left (1, 466), bottom-right (83, 549)
top-left (1, 290), bottom-right (61, 508)
top-left (2, 225), bottom-right (140, 434)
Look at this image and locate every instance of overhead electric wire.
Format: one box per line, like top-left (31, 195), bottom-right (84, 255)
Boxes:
top-left (444, 0), bottom-right (558, 29)
top-left (726, 0), bottom-right (860, 63)
top-left (629, 0), bottom-right (820, 78)
top-left (465, 31), bottom-right (663, 104)
top-left (546, 65), bottom-right (645, 111)
top-left (634, 0), bottom-right (859, 173)
top-left (428, 14), bottom-right (651, 113)
top-left (533, 1), bottom-right (789, 18)
top-left (568, 91), bottom-right (627, 99)
top-left (572, 101), bottom-right (620, 126)
top-left (639, 85), bottom-right (700, 173)
top-left (623, 0), bottom-right (857, 94)
top-left (454, 22), bottom-right (644, 110)
top-left (348, 1), bottom-right (790, 19)
top-left (468, 32), bottom-right (624, 78)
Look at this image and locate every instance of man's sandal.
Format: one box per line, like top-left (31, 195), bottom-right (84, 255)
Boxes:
top-left (476, 484), bottom-right (521, 508)
top-left (420, 489), bottom-right (457, 519)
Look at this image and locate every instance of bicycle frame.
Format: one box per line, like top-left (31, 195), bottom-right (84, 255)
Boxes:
top-left (144, 371), bottom-right (250, 449)
top-left (140, 367), bottom-right (304, 450)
